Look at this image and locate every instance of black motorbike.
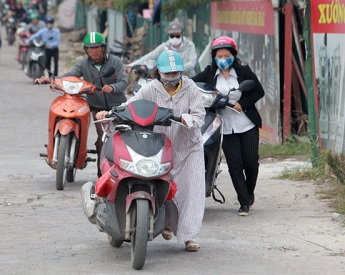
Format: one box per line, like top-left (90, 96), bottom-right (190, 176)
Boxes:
top-left (24, 37), bottom-right (45, 82)
top-left (0, 2), bottom-right (10, 26)
top-left (195, 79), bottom-right (256, 204)
top-left (108, 40), bottom-right (131, 64)
top-left (129, 63), bottom-right (156, 95)
top-left (5, 15), bottom-right (16, 45)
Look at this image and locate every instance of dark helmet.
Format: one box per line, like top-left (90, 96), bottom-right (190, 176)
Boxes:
top-left (45, 16), bottom-right (54, 24)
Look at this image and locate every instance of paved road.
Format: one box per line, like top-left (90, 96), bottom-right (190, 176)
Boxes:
top-left (0, 27), bottom-right (344, 275)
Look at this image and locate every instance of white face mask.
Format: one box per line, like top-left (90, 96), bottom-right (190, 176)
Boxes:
top-left (169, 37), bottom-right (182, 46)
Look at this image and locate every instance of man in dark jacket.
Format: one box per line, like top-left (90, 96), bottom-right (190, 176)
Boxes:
top-left (36, 32), bottom-right (128, 177)
top-left (34, 0), bottom-right (48, 21)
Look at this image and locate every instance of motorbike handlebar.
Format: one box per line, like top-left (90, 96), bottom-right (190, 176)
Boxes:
top-left (169, 116), bottom-right (190, 128)
top-left (226, 103), bottom-right (241, 114)
top-left (172, 116), bottom-right (182, 122)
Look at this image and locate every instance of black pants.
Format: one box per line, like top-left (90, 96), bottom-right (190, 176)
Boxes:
top-left (45, 47), bottom-right (59, 77)
top-left (91, 110), bottom-right (105, 178)
top-left (222, 127), bottom-right (259, 207)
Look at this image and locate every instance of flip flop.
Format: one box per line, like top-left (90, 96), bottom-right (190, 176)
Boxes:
top-left (162, 227), bottom-right (173, 241)
top-left (185, 240), bottom-right (200, 252)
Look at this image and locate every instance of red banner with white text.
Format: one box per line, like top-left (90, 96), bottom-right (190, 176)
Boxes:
top-left (310, 0), bottom-right (345, 152)
top-left (210, 1), bottom-right (275, 35)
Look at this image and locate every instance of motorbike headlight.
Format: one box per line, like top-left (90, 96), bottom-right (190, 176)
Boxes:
top-left (201, 92), bottom-right (216, 108)
top-left (135, 159), bottom-right (160, 175)
top-left (30, 52), bottom-right (43, 61)
top-left (62, 81), bottom-right (84, 94)
top-left (120, 147), bottom-right (171, 178)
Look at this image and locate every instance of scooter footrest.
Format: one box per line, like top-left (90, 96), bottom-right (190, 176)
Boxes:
top-left (39, 153), bottom-right (48, 158)
top-left (88, 149), bottom-right (97, 154)
top-left (86, 157), bottom-right (96, 162)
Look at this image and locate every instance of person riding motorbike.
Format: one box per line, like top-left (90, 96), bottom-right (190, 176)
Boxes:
top-left (25, 13), bottom-right (45, 34)
top-left (2, 2), bottom-right (26, 23)
top-left (34, 0), bottom-right (47, 21)
top-left (17, 13), bottom-right (45, 64)
top-left (35, 32), bottom-right (128, 178)
top-left (97, 50), bottom-right (205, 251)
top-left (27, 16), bottom-right (60, 77)
top-left (125, 20), bottom-right (197, 78)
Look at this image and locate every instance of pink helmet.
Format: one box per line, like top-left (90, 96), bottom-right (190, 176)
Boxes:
top-left (211, 36), bottom-right (238, 53)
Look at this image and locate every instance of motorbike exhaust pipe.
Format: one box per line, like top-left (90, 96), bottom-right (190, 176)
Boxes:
top-left (81, 181), bottom-right (97, 224)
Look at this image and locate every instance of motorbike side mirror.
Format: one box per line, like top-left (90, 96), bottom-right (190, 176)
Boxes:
top-left (101, 66), bottom-right (116, 77)
top-left (146, 60), bottom-right (157, 74)
top-left (238, 80), bottom-right (255, 91)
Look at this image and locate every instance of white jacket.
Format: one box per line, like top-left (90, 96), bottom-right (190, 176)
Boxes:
top-left (128, 36), bottom-right (197, 78)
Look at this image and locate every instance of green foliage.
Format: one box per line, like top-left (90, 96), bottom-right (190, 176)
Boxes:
top-left (162, 0), bottom-right (195, 16)
top-left (83, 0), bottom-right (212, 15)
top-left (259, 135), bottom-right (312, 159)
top-left (278, 165), bottom-right (327, 183)
top-left (315, 175), bottom-right (345, 215)
top-left (161, 0), bottom-right (213, 16)
top-left (83, 0), bottom-right (147, 11)
top-left (324, 150), bottom-right (345, 185)
top-left (264, 138), bottom-right (345, 216)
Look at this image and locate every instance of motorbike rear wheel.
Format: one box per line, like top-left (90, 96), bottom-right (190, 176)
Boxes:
top-left (7, 32), bottom-right (14, 45)
top-left (131, 199), bottom-right (149, 270)
top-left (56, 135), bottom-right (70, 190)
top-left (21, 52), bottom-right (27, 70)
top-left (32, 63), bottom-right (44, 83)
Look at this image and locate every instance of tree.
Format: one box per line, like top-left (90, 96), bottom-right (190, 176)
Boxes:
top-left (83, 0), bottom-right (211, 16)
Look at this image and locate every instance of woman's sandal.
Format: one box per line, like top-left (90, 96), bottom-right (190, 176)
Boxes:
top-left (162, 227), bottom-right (173, 241)
top-left (185, 240), bottom-right (200, 252)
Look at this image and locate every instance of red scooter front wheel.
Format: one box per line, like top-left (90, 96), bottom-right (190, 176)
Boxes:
top-left (56, 134), bottom-right (69, 190)
top-left (131, 199), bottom-right (149, 270)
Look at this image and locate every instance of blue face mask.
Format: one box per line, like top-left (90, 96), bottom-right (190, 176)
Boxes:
top-left (214, 56), bottom-right (234, 70)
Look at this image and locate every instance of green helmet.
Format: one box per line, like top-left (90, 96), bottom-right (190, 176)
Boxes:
top-left (30, 13), bottom-right (38, 20)
top-left (83, 32), bottom-right (106, 48)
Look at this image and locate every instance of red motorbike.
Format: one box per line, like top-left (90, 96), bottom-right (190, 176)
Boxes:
top-left (81, 99), bottom-right (179, 270)
top-left (17, 28), bottom-right (31, 69)
top-left (38, 56), bottom-right (115, 190)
